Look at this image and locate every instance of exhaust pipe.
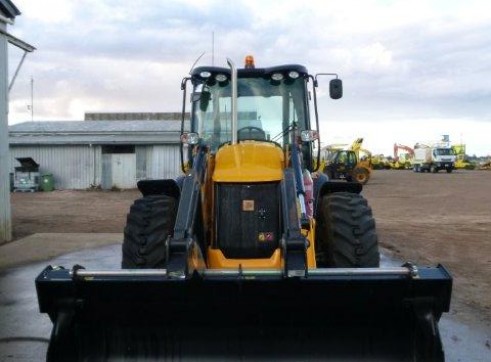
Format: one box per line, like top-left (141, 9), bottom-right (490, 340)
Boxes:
top-left (227, 58), bottom-right (238, 145)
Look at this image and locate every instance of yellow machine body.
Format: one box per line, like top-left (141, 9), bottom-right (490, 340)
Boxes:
top-left (204, 141), bottom-right (316, 269)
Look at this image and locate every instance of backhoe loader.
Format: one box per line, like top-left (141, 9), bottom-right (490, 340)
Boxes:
top-left (323, 138), bottom-right (372, 184)
top-left (36, 56), bottom-right (452, 361)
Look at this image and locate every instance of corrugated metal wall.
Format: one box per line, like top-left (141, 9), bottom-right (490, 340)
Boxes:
top-left (9, 145), bottom-right (100, 190)
top-left (147, 145), bottom-right (181, 180)
top-left (101, 154), bottom-right (112, 189)
top-left (136, 146), bottom-right (147, 180)
top-left (9, 144), bottom-right (181, 189)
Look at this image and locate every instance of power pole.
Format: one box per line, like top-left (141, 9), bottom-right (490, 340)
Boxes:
top-left (0, 18), bottom-right (11, 243)
top-left (0, 3), bottom-right (35, 243)
top-left (30, 76), bottom-right (33, 121)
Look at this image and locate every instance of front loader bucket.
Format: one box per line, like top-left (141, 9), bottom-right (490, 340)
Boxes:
top-left (36, 265), bottom-right (452, 361)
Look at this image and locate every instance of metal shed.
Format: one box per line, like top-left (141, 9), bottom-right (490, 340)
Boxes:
top-left (8, 120), bottom-right (183, 190)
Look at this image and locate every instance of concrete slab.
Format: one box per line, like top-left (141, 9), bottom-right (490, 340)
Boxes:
top-left (0, 233), bottom-right (123, 270)
top-left (0, 244), bottom-right (489, 361)
top-left (0, 244), bottom-right (122, 362)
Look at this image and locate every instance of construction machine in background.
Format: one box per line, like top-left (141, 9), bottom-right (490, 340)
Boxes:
top-left (413, 141), bottom-right (456, 173)
top-left (478, 159), bottom-right (491, 170)
top-left (392, 143), bottom-right (414, 170)
top-left (36, 57), bottom-right (452, 361)
top-left (323, 137), bottom-right (372, 184)
top-left (371, 153), bottom-right (392, 169)
top-left (318, 142), bottom-right (348, 171)
top-left (452, 144), bottom-right (476, 170)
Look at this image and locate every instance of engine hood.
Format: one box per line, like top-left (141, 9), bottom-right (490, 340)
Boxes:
top-left (213, 141), bottom-right (284, 182)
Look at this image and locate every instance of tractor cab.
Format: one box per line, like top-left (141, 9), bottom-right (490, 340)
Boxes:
top-left (180, 56), bottom-right (342, 173)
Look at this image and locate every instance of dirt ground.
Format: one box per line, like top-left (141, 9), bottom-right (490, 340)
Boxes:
top-left (362, 170), bottom-right (491, 330)
top-left (6, 170), bottom-right (491, 329)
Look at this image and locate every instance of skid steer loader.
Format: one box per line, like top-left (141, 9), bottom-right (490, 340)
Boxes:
top-left (36, 57), bottom-right (452, 361)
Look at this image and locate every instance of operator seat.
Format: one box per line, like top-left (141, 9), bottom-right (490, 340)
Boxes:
top-left (237, 126), bottom-right (266, 141)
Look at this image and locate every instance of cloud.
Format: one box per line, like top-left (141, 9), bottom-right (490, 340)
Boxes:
top-left (6, 0), bottom-right (491, 156)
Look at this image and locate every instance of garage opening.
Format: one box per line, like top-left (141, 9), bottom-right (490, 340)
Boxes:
top-left (101, 145), bottom-right (136, 189)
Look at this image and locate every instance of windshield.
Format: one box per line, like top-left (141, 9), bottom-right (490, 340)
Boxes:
top-left (192, 76), bottom-right (307, 151)
top-left (327, 151), bottom-right (338, 162)
top-left (435, 148), bottom-right (455, 156)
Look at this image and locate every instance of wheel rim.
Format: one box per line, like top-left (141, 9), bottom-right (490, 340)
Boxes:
top-left (354, 169), bottom-right (368, 183)
top-left (356, 173), bottom-right (367, 183)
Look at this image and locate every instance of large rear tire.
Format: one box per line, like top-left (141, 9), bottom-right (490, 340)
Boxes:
top-left (122, 194), bottom-right (178, 268)
top-left (316, 192), bottom-right (379, 267)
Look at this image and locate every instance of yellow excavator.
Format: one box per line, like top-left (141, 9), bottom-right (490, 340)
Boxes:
top-left (36, 57), bottom-right (452, 361)
top-left (323, 137), bottom-right (372, 184)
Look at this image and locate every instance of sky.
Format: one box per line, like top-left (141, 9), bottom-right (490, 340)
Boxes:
top-left (5, 0), bottom-right (491, 156)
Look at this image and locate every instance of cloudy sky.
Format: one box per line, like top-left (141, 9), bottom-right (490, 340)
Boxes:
top-left (6, 0), bottom-right (491, 156)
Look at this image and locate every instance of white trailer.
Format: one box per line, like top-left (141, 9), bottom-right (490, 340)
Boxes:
top-left (412, 143), bottom-right (456, 173)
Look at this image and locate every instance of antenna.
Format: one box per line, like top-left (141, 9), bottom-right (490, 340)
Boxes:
top-left (30, 76), bottom-right (34, 121)
top-left (189, 52), bottom-right (206, 74)
top-left (212, 32), bottom-right (215, 66)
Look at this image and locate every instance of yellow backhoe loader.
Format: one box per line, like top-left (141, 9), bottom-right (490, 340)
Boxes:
top-left (36, 57), bottom-right (452, 361)
top-left (323, 138), bottom-right (372, 184)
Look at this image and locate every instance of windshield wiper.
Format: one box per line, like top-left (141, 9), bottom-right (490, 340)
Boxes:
top-left (272, 122), bottom-right (297, 142)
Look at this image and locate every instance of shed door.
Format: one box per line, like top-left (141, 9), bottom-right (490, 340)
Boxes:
top-left (111, 154), bottom-right (136, 189)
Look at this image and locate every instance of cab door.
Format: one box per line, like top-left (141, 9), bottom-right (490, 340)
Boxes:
top-left (346, 151), bottom-right (358, 170)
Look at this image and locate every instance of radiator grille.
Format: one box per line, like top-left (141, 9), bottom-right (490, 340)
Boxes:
top-left (215, 183), bottom-right (281, 258)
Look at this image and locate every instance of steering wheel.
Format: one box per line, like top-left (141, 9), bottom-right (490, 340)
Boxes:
top-left (237, 126), bottom-right (266, 140)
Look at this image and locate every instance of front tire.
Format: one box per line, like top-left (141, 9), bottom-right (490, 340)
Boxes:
top-left (122, 195), bottom-right (178, 268)
top-left (316, 192), bottom-right (379, 267)
top-left (352, 167), bottom-right (370, 184)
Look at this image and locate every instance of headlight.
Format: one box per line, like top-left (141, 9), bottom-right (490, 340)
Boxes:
top-left (215, 73), bottom-right (227, 82)
top-left (199, 71), bottom-right (211, 78)
top-left (288, 71), bottom-right (300, 79)
top-left (271, 73), bottom-right (284, 81)
top-left (181, 132), bottom-right (200, 145)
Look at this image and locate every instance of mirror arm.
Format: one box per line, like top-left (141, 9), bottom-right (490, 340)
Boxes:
top-left (180, 77), bottom-right (191, 173)
top-left (310, 75), bottom-right (321, 172)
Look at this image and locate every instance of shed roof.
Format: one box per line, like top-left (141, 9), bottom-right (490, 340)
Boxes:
top-left (0, 0), bottom-right (20, 19)
top-left (9, 121), bottom-right (184, 145)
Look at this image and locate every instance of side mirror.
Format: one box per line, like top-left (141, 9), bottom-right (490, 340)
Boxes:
top-left (329, 79), bottom-right (343, 99)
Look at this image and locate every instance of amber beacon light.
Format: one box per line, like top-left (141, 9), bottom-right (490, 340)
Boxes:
top-left (244, 55), bottom-right (255, 68)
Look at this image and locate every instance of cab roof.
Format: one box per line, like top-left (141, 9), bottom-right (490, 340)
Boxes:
top-left (191, 64), bottom-right (309, 78)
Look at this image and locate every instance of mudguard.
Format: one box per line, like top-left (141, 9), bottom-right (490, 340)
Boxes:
top-left (319, 180), bottom-right (362, 197)
top-left (137, 179), bottom-right (181, 198)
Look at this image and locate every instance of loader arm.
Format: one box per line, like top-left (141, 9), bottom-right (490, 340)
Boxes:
top-left (166, 142), bottom-right (208, 275)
